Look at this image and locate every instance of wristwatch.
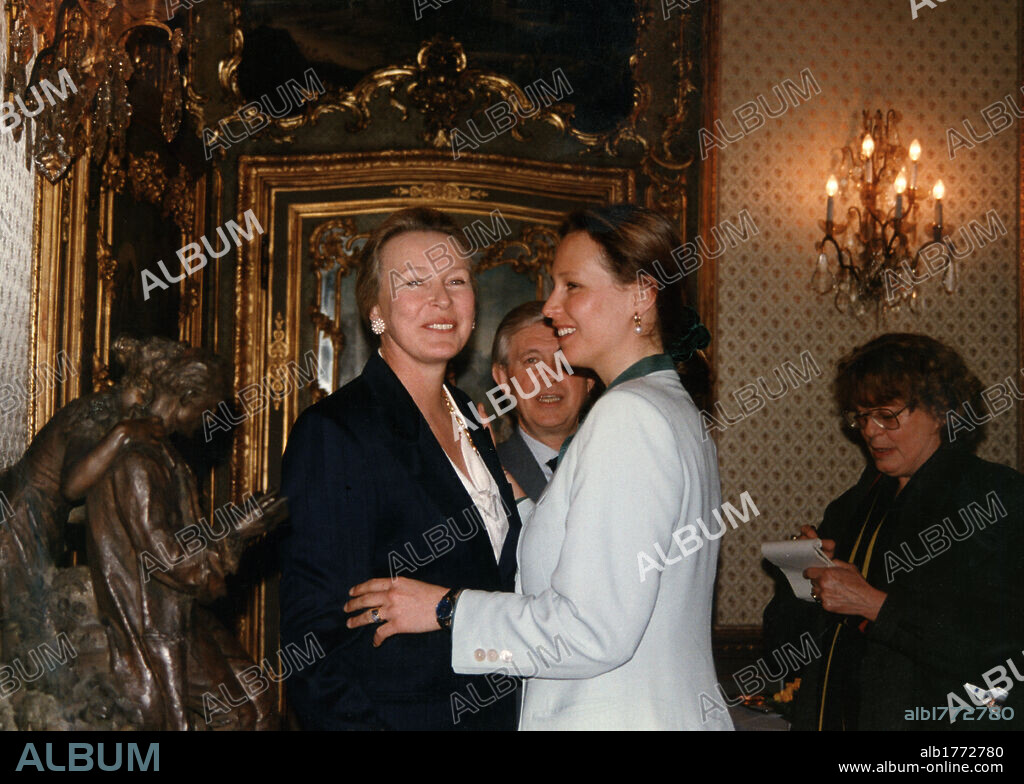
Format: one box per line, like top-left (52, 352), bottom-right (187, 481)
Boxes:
top-left (435, 588), bottom-right (463, 631)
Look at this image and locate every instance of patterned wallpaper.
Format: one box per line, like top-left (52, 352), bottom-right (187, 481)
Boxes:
top-left (0, 1), bottom-right (37, 468)
top-left (714, 0), bottom-right (1019, 625)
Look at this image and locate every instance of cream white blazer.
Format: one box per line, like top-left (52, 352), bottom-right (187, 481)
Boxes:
top-left (451, 369), bottom-right (733, 730)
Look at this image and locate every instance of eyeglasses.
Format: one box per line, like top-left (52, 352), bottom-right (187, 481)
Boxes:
top-left (843, 405), bottom-right (908, 430)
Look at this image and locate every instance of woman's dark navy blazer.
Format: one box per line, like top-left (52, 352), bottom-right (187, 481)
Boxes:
top-left (279, 351), bottom-right (521, 730)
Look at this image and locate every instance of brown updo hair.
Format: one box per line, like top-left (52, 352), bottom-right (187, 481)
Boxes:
top-left (558, 205), bottom-right (711, 404)
top-left (355, 207), bottom-right (473, 326)
top-left (834, 333), bottom-right (985, 450)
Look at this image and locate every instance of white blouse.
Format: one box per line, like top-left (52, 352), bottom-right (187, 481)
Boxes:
top-left (442, 386), bottom-right (508, 562)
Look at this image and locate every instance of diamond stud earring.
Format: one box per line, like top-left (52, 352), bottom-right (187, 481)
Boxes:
top-left (370, 316), bottom-right (385, 335)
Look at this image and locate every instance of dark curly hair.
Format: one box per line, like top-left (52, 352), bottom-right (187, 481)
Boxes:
top-left (834, 333), bottom-right (985, 450)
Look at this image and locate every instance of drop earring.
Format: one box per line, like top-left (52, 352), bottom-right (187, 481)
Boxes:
top-left (370, 316), bottom-right (385, 335)
top-left (633, 313), bottom-right (642, 334)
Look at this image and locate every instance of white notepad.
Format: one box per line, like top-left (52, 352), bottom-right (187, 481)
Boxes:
top-left (761, 539), bottom-right (834, 602)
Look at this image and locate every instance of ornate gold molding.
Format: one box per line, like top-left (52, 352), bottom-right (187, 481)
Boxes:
top-left (204, 2), bottom-right (698, 224)
top-left (126, 151), bottom-right (196, 234)
top-left (215, 31), bottom-right (580, 148)
top-left (477, 226), bottom-right (560, 300)
top-left (29, 155), bottom-right (89, 436)
top-left (392, 182), bottom-right (489, 201)
top-left (178, 174), bottom-right (208, 345)
top-left (265, 312), bottom-right (290, 412)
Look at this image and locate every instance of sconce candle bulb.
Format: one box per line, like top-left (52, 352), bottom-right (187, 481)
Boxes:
top-left (826, 175), bottom-right (838, 222)
top-left (908, 139), bottom-right (921, 189)
top-left (933, 179), bottom-right (944, 227)
top-left (862, 134), bottom-right (875, 183)
top-left (894, 169), bottom-right (907, 220)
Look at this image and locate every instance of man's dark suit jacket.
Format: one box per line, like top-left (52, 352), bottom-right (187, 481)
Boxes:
top-left (279, 351), bottom-right (521, 730)
top-left (496, 426), bottom-right (549, 502)
top-left (764, 445), bottom-right (1024, 731)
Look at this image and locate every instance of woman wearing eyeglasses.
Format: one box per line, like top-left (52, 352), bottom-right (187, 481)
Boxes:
top-left (764, 333), bottom-right (1024, 731)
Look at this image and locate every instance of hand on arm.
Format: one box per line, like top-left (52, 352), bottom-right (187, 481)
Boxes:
top-left (345, 577), bottom-right (450, 646)
top-left (63, 417), bottom-right (165, 500)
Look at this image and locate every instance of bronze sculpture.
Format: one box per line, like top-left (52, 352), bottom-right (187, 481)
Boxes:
top-left (0, 337), bottom-right (284, 730)
top-left (0, 338), bottom-right (181, 705)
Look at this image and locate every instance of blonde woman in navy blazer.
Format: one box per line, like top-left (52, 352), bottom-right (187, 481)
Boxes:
top-left (347, 206), bottom-right (732, 730)
top-left (281, 208), bottom-right (520, 730)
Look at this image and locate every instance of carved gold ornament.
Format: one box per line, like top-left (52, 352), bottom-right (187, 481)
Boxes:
top-left (392, 182), bottom-right (489, 201)
top-left (126, 152), bottom-right (195, 233)
top-left (266, 312), bottom-right (289, 411)
top-left (477, 225), bottom-right (560, 300)
top-left (211, 3), bottom-right (699, 229)
top-left (4, 1), bottom-right (188, 183)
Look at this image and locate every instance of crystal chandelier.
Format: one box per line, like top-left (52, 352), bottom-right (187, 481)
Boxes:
top-left (812, 110), bottom-right (954, 319)
top-left (4, 1), bottom-right (187, 183)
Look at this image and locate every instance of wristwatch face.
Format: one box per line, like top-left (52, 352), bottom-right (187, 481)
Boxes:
top-left (436, 597), bottom-right (453, 627)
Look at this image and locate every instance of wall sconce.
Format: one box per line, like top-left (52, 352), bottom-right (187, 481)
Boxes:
top-left (812, 110), bottom-right (954, 319)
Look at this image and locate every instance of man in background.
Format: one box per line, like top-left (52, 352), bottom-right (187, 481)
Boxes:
top-left (491, 301), bottom-right (593, 501)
